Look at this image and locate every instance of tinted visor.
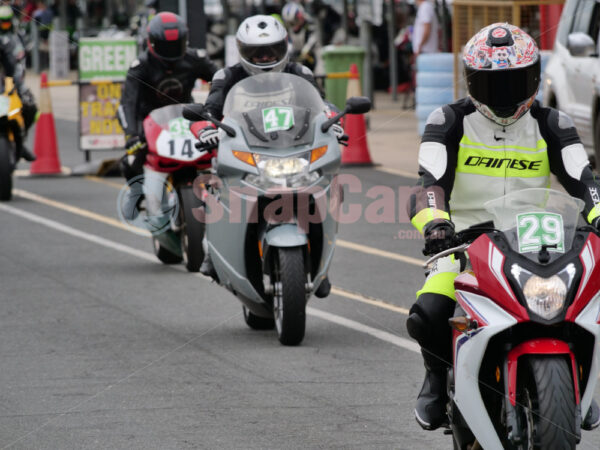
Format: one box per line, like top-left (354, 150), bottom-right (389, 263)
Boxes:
top-left (465, 59), bottom-right (540, 109)
top-left (152, 38), bottom-right (186, 61)
top-left (238, 40), bottom-right (287, 66)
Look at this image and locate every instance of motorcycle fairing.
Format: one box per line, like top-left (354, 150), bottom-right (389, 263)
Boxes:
top-left (144, 105), bottom-right (212, 172)
top-left (567, 233), bottom-right (600, 321)
top-left (453, 289), bottom-right (518, 450)
top-left (574, 290), bottom-right (600, 419)
top-left (467, 234), bottom-right (529, 321)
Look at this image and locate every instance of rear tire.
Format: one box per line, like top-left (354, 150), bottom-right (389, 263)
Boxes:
top-left (152, 236), bottom-right (183, 264)
top-left (179, 186), bottom-right (205, 272)
top-left (0, 136), bottom-right (14, 201)
top-left (516, 356), bottom-right (577, 450)
top-left (243, 306), bottom-right (275, 330)
top-left (272, 246), bottom-right (307, 346)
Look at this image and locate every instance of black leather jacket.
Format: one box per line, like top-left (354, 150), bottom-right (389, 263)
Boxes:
top-left (204, 62), bottom-right (328, 119)
top-left (118, 48), bottom-right (218, 137)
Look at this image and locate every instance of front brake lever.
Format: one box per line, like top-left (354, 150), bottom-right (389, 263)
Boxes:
top-left (422, 243), bottom-right (470, 269)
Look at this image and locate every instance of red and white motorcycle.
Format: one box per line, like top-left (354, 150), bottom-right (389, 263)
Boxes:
top-left (141, 104), bottom-right (212, 270)
top-left (425, 188), bottom-right (600, 449)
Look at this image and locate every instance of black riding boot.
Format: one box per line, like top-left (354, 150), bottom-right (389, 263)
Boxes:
top-left (414, 349), bottom-right (449, 430)
top-left (406, 293), bottom-right (455, 430)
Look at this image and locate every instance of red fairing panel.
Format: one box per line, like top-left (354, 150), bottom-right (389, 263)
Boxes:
top-left (506, 339), bottom-right (580, 406)
top-left (566, 233), bottom-right (600, 322)
top-left (143, 115), bottom-right (212, 173)
top-left (467, 234), bottom-right (529, 322)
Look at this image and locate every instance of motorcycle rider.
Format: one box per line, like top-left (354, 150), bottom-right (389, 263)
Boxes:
top-left (117, 12), bottom-right (218, 220)
top-left (406, 23), bottom-right (600, 431)
top-left (281, 2), bottom-right (320, 73)
top-left (0, 4), bottom-right (36, 162)
top-left (197, 14), bottom-right (342, 298)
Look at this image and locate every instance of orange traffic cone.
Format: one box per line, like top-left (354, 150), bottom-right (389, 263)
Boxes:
top-left (341, 64), bottom-right (373, 166)
top-left (30, 72), bottom-right (62, 174)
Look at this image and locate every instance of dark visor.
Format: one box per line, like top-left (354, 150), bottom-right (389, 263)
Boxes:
top-left (153, 38), bottom-right (186, 60)
top-left (465, 59), bottom-right (540, 108)
top-left (238, 40), bottom-right (287, 66)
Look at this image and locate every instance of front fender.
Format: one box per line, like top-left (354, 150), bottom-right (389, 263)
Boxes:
top-left (262, 224), bottom-right (308, 275)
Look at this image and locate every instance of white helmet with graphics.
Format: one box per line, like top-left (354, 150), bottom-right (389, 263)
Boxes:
top-left (463, 23), bottom-right (540, 126)
top-left (236, 15), bottom-right (289, 75)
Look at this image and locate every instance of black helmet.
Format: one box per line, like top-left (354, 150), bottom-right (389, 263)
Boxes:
top-left (147, 12), bottom-right (188, 62)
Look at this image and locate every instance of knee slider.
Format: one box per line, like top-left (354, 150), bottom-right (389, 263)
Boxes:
top-left (406, 305), bottom-right (428, 344)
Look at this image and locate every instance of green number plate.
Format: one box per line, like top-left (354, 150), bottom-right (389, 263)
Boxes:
top-left (516, 212), bottom-right (564, 253)
top-left (262, 107), bottom-right (294, 133)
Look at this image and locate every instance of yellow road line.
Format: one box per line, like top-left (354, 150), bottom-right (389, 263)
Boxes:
top-left (331, 286), bottom-right (409, 315)
top-left (375, 166), bottom-right (419, 180)
top-left (337, 239), bottom-right (424, 267)
top-left (84, 175), bottom-right (127, 189)
top-left (13, 189), bottom-right (150, 236)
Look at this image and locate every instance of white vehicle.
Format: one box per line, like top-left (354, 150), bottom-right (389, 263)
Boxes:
top-left (542, 0), bottom-right (600, 163)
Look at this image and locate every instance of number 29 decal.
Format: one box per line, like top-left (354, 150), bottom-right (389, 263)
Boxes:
top-left (516, 212), bottom-right (564, 253)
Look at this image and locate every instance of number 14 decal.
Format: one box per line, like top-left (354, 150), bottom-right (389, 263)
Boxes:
top-left (168, 138), bottom-right (194, 159)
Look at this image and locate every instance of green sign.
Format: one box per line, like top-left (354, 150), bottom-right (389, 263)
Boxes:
top-left (78, 38), bottom-right (137, 81)
top-left (517, 212), bottom-right (564, 253)
top-left (262, 107), bottom-right (294, 133)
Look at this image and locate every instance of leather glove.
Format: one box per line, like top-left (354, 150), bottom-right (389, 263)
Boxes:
top-left (331, 123), bottom-right (344, 140)
top-left (423, 219), bottom-right (455, 256)
top-left (199, 125), bottom-right (219, 148)
top-left (125, 135), bottom-right (145, 155)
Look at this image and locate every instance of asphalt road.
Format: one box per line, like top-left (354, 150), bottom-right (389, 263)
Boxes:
top-left (0, 118), bottom-right (598, 449)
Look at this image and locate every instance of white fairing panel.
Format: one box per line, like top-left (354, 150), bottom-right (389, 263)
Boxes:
top-left (575, 292), bottom-right (600, 417)
top-left (454, 291), bottom-right (518, 450)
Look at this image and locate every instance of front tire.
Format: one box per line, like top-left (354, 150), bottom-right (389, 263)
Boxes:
top-left (0, 136), bottom-right (14, 201)
top-left (271, 246), bottom-right (307, 346)
top-left (179, 186), bottom-right (205, 272)
top-left (514, 356), bottom-right (577, 450)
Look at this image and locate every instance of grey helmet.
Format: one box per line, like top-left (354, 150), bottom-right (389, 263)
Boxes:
top-left (236, 15), bottom-right (289, 75)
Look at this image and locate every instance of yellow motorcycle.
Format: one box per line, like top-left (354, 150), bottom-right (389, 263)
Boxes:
top-left (0, 77), bottom-right (25, 201)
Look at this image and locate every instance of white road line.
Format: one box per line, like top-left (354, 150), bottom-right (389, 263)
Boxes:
top-left (13, 189), bottom-right (151, 236)
top-left (0, 202), bottom-right (419, 354)
top-left (307, 308), bottom-right (418, 353)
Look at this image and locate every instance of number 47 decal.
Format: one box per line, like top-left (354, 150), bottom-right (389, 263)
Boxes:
top-left (516, 212), bottom-right (564, 253)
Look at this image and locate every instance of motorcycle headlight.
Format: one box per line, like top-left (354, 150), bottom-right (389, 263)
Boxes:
top-left (244, 152), bottom-right (320, 189)
top-left (511, 263), bottom-right (576, 320)
top-left (256, 155), bottom-right (309, 178)
top-left (522, 275), bottom-right (567, 320)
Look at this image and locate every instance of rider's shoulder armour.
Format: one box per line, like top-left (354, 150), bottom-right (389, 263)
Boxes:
top-left (529, 101), bottom-right (581, 151)
top-left (421, 97), bottom-right (475, 147)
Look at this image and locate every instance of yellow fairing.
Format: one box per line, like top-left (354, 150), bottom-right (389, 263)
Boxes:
top-left (3, 77), bottom-right (24, 130)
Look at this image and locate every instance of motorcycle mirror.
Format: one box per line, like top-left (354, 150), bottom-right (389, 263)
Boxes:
top-left (344, 96), bottom-right (372, 115)
top-left (182, 103), bottom-right (207, 121)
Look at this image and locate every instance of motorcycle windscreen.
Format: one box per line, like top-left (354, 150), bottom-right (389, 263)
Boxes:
top-left (223, 72), bottom-right (327, 149)
top-left (484, 188), bottom-right (584, 262)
